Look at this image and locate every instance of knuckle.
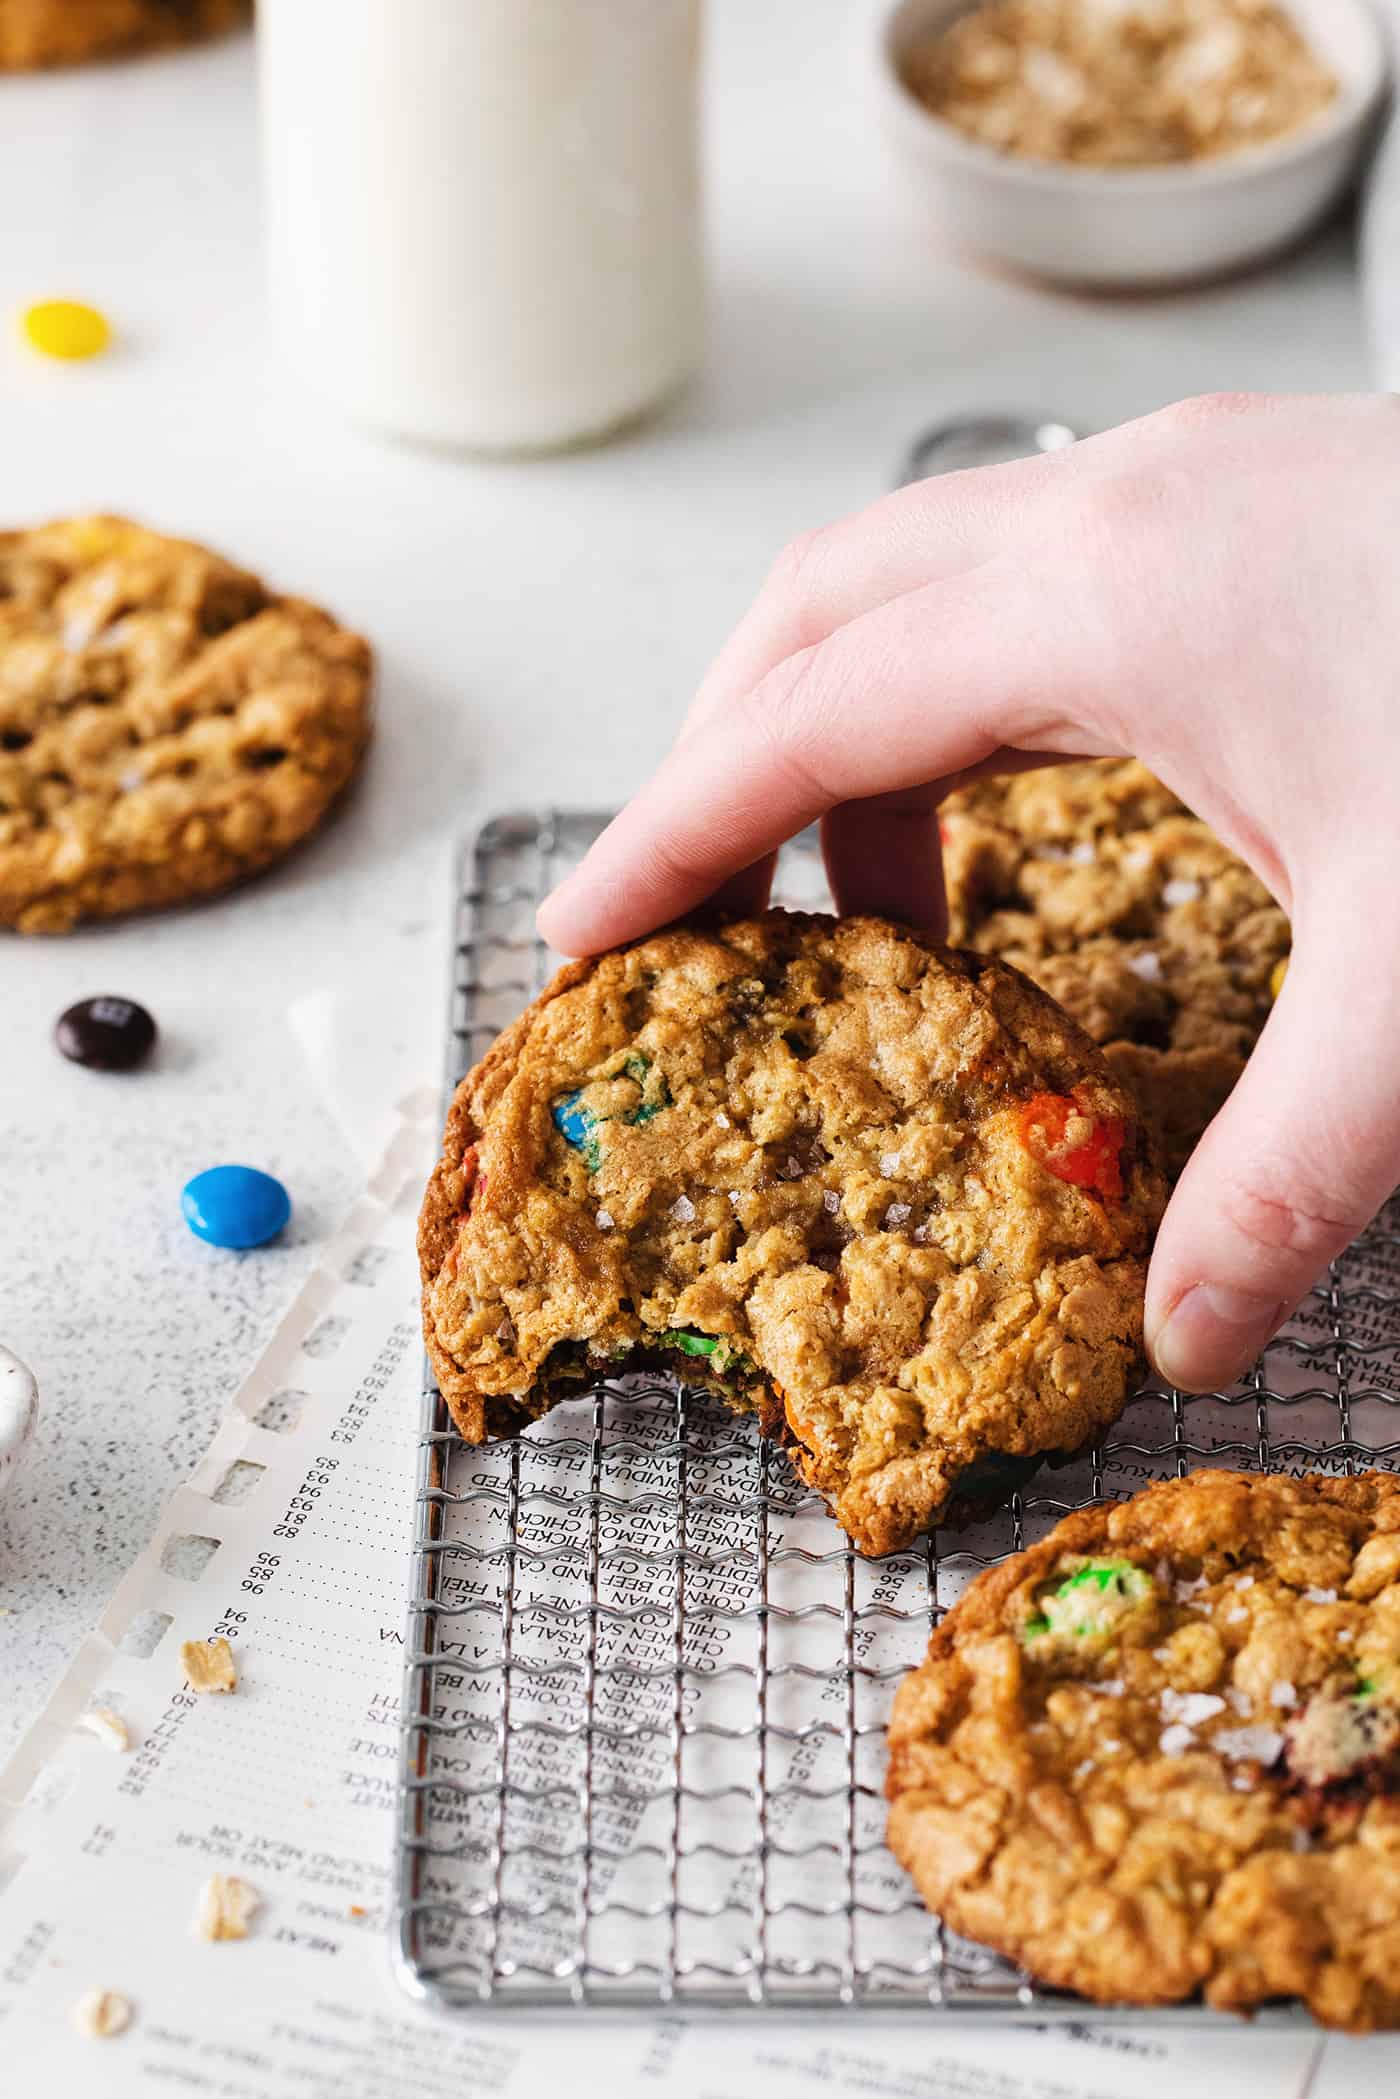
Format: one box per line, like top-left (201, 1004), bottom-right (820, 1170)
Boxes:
top-left (1221, 1171), bottom-right (1355, 1269)
top-left (1155, 389), bottom-right (1264, 433)
top-left (746, 649), bottom-right (838, 802)
top-left (1075, 465), bottom-right (1179, 542)
top-left (764, 527), bottom-right (831, 613)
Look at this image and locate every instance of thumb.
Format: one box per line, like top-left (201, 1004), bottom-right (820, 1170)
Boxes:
top-left (1145, 911), bottom-right (1400, 1392)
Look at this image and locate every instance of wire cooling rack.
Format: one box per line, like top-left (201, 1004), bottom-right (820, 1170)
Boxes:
top-left (394, 809), bottom-right (1400, 2021)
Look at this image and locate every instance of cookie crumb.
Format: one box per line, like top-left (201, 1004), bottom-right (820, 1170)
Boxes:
top-left (193, 1874), bottom-right (260, 1942)
top-left (182, 1637), bottom-right (237, 1694)
top-left (71, 1987), bottom-right (132, 2038)
top-left (77, 1707), bottom-right (130, 1752)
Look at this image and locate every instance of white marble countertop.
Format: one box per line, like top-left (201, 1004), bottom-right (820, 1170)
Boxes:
top-left (0, 0), bottom-right (1371, 1804)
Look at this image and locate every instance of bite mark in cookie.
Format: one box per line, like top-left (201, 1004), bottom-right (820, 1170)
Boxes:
top-left (419, 912), bottom-right (1165, 1556)
top-left (885, 1469), bottom-right (1400, 2029)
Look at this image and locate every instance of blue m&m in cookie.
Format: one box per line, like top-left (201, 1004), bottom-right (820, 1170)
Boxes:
top-left (182, 1165), bottom-right (291, 1250)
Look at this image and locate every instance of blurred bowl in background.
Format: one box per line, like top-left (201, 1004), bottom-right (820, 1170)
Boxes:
top-left (869, 0), bottom-right (1389, 289)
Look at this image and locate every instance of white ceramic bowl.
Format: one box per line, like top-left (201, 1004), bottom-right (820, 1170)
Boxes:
top-left (0, 1342), bottom-right (38, 1499)
top-left (870, 0), bottom-right (1389, 288)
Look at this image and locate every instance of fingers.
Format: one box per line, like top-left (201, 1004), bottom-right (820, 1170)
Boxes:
top-left (704, 852), bottom-right (779, 923)
top-left (538, 556), bottom-right (1108, 954)
top-left (680, 444), bottom-right (1080, 747)
top-left (821, 789), bottom-right (947, 931)
top-left (1146, 903), bottom-right (1400, 1390)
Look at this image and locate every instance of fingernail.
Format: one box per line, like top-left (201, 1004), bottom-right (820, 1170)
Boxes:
top-left (1149, 1283), bottom-right (1286, 1393)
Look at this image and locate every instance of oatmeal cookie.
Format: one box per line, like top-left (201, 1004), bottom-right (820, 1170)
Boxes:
top-left (942, 759), bottom-right (1291, 1176)
top-left (886, 1469), bottom-right (1400, 2030)
top-left (0, 0), bottom-right (247, 69)
top-left (419, 912), bottom-right (1165, 1557)
top-left (0, 516), bottom-right (372, 932)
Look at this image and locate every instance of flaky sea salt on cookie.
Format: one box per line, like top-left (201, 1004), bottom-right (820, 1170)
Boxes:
top-left (0, 516), bottom-right (371, 933)
top-left (419, 911), bottom-right (1165, 1555)
top-left (886, 1469), bottom-right (1400, 2030)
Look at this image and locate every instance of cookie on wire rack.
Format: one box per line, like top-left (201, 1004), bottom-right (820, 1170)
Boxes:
top-left (942, 758), bottom-right (1291, 1178)
top-left (885, 1468), bottom-right (1400, 2031)
top-left (419, 911), bottom-right (1165, 1557)
top-left (0, 0), bottom-right (248, 69)
top-left (0, 516), bottom-right (372, 932)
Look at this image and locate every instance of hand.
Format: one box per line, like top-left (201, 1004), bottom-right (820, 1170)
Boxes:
top-left (538, 392), bottom-right (1400, 1394)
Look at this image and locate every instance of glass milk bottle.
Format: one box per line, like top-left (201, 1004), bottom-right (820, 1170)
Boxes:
top-left (258, 0), bottom-right (703, 454)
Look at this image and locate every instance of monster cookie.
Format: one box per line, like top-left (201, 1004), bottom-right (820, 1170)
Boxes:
top-left (419, 912), bottom-right (1165, 1557)
top-left (942, 760), bottom-right (1291, 1177)
top-left (885, 1469), bottom-right (1400, 2030)
top-left (0, 0), bottom-right (247, 70)
top-left (0, 517), bottom-right (371, 932)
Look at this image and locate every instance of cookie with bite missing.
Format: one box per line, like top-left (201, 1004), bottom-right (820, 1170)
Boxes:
top-left (885, 1468), bottom-right (1400, 2031)
top-left (0, 0), bottom-right (247, 69)
top-left (419, 911), bottom-right (1165, 1557)
top-left (942, 759), bottom-right (1291, 1178)
top-left (0, 516), bottom-right (372, 932)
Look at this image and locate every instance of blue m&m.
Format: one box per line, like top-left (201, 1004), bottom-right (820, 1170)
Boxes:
top-left (181, 1165), bottom-right (291, 1250)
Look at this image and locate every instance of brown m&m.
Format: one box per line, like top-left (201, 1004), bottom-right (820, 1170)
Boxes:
top-left (55, 996), bottom-right (157, 1072)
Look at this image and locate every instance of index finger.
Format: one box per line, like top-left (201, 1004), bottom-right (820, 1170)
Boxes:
top-left (536, 554), bottom-right (1115, 955)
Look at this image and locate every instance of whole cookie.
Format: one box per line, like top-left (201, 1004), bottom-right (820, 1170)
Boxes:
top-left (0, 0), bottom-right (248, 69)
top-left (942, 760), bottom-right (1291, 1177)
top-left (0, 517), bottom-right (372, 932)
top-left (886, 1469), bottom-right (1400, 2031)
top-left (419, 912), bottom-right (1165, 1556)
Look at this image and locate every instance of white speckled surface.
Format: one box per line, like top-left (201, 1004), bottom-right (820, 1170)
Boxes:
top-left (0, 4), bottom-right (1368, 1782)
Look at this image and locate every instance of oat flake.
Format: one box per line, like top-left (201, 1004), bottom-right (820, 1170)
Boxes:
top-left (193, 1873), bottom-right (260, 1943)
top-left (77, 1707), bottom-right (130, 1752)
top-left (182, 1637), bottom-right (237, 1695)
top-left (72, 1988), bottom-right (133, 2039)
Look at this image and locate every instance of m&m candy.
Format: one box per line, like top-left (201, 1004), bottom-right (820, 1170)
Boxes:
top-left (55, 995), bottom-right (157, 1071)
top-left (21, 299), bottom-right (111, 361)
top-left (181, 1166), bottom-right (291, 1250)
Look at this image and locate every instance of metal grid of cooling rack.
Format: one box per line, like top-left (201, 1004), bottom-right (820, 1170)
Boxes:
top-left (394, 808), bottom-right (1400, 2021)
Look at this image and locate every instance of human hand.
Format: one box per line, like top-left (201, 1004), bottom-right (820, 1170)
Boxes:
top-left (538, 392), bottom-right (1400, 1394)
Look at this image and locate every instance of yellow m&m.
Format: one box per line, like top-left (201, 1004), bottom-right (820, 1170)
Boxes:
top-left (1270, 956), bottom-right (1289, 1000)
top-left (20, 299), bottom-right (111, 361)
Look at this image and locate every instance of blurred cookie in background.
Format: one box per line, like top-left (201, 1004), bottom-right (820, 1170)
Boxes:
top-left (0, 516), bottom-right (372, 933)
top-left (0, 0), bottom-right (248, 71)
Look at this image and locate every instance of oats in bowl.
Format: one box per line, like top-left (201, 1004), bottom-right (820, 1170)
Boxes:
top-left (900, 0), bottom-right (1338, 167)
